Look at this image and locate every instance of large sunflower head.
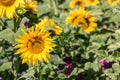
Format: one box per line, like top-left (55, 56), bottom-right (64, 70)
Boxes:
top-left (37, 19), bottom-right (62, 35)
top-left (80, 11), bottom-right (97, 33)
top-left (66, 9), bottom-right (85, 27)
top-left (0, 0), bottom-right (24, 19)
top-left (22, 0), bottom-right (38, 14)
top-left (86, 0), bottom-right (99, 6)
top-left (14, 25), bottom-right (56, 65)
top-left (69, 0), bottom-right (85, 8)
top-left (108, 0), bottom-right (119, 6)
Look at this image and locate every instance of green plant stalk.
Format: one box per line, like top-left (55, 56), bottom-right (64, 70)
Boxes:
top-left (37, 63), bottom-right (42, 80)
top-left (0, 19), bottom-right (6, 26)
top-left (3, 48), bottom-right (10, 61)
top-left (52, 0), bottom-right (58, 16)
top-left (12, 18), bottom-right (22, 80)
top-left (13, 17), bottom-right (21, 32)
top-left (3, 46), bottom-right (17, 80)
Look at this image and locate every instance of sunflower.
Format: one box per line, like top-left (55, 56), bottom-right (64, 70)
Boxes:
top-left (38, 19), bottom-right (62, 35)
top-left (66, 9), bottom-right (85, 27)
top-left (80, 12), bottom-right (97, 33)
top-left (86, 0), bottom-right (99, 6)
top-left (108, 0), bottom-right (119, 6)
top-left (69, 0), bottom-right (85, 8)
top-left (22, 0), bottom-right (38, 14)
top-left (66, 9), bottom-right (97, 33)
top-left (0, 0), bottom-right (24, 19)
top-left (14, 25), bottom-right (55, 65)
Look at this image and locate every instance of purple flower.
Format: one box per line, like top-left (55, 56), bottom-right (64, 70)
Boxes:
top-left (21, 71), bottom-right (26, 75)
top-left (112, 50), bottom-right (115, 54)
top-left (0, 77), bottom-right (2, 80)
top-left (24, 21), bottom-right (29, 28)
top-left (100, 60), bottom-right (115, 72)
top-left (26, 78), bottom-right (30, 80)
top-left (17, 73), bottom-right (21, 78)
top-left (66, 67), bottom-right (73, 76)
top-left (57, 69), bottom-right (63, 74)
top-left (76, 74), bottom-right (84, 80)
top-left (63, 57), bottom-right (72, 67)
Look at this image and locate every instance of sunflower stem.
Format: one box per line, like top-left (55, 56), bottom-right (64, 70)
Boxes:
top-left (2, 40), bottom-right (17, 80)
top-left (4, 49), bottom-right (17, 80)
top-left (0, 19), bottom-right (6, 26)
top-left (13, 18), bottom-right (17, 32)
top-left (3, 47), bottom-right (10, 61)
top-left (0, 19), bottom-right (8, 30)
top-left (52, 0), bottom-right (58, 16)
top-left (13, 17), bottom-right (21, 32)
top-left (37, 63), bottom-right (42, 80)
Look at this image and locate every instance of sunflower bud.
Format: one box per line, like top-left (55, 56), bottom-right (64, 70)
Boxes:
top-left (0, 38), bottom-right (3, 43)
top-left (16, 7), bottom-right (26, 16)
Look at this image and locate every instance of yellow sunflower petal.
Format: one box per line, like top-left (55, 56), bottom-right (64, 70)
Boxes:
top-left (14, 23), bottom-right (55, 65)
top-left (69, 0), bottom-right (85, 8)
top-left (86, 0), bottom-right (99, 6)
top-left (0, 0), bottom-right (24, 19)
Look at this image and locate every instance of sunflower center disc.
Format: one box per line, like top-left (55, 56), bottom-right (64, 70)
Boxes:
top-left (76, 1), bottom-right (81, 5)
top-left (27, 38), bottom-right (44, 53)
top-left (0, 0), bottom-right (15, 6)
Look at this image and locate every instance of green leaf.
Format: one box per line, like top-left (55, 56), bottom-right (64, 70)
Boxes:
top-left (38, 3), bottom-right (51, 16)
top-left (19, 17), bottom-right (29, 28)
top-left (19, 67), bottom-right (35, 79)
top-left (104, 72), bottom-right (118, 80)
top-left (6, 20), bottom-right (14, 30)
top-left (58, 73), bottom-right (66, 79)
top-left (50, 54), bottom-right (65, 64)
top-left (104, 69), bottom-right (113, 73)
top-left (0, 47), bottom-right (3, 54)
top-left (48, 71), bottom-right (55, 78)
top-left (0, 28), bottom-right (15, 45)
top-left (41, 63), bottom-right (53, 75)
top-left (91, 62), bottom-right (101, 72)
top-left (108, 41), bottom-right (120, 50)
top-left (112, 63), bottom-right (120, 73)
top-left (0, 25), bottom-right (2, 31)
top-left (84, 62), bottom-right (91, 70)
top-left (110, 13), bottom-right (120, 23)
top-left (15, 28), bottom-right (24, 38)
top-left (0, 62), bottom-right (12, 71)
top-left (71, 68), bottom-right (84, 76)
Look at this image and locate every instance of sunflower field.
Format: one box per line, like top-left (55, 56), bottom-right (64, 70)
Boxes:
top-left (1, 0), bottom-right (120, 80)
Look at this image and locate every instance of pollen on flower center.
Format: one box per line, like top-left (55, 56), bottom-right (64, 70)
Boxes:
top-left (27, 37), bottom-right (44, 53)
top-left (72, 16), bottom-right (78, 23)
top-left (84, 18), bottom-right (89, 26)
top-left (112, 0), bottom-right (116, 1)
top-left (33, 42), bottom-right (41, 49)
top-left (90, 0), bottom-right (95, 2)
top-left (0, 0), bottom-right (15, 6)
top-left (75, 1), bottom-right (81, 5)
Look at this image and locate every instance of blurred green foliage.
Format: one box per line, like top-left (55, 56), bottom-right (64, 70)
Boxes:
top-left (0, 0), bottom-right (120, 80)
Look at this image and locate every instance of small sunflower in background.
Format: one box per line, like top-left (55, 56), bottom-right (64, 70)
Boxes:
top-left (108, 0), bottom-right (120, 6)
top-left (86, 0), bottom-right (99, 6)
top-left (66, 9), bottom-right (85, 27)
top-left (80, 12), bottom-right (97, 34)
top-left (69, 0), bottom-right (85, 8)
top-left (38, 19), bottom-right (62, 35)
top-left (0, 0), bottom-right (24, 19)
top-left (14, 25), bottom-right (55, 65)
top-left (22, 0), bottom-right (38, 14)
top-left (66, 9), bottom-right (97, 33)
